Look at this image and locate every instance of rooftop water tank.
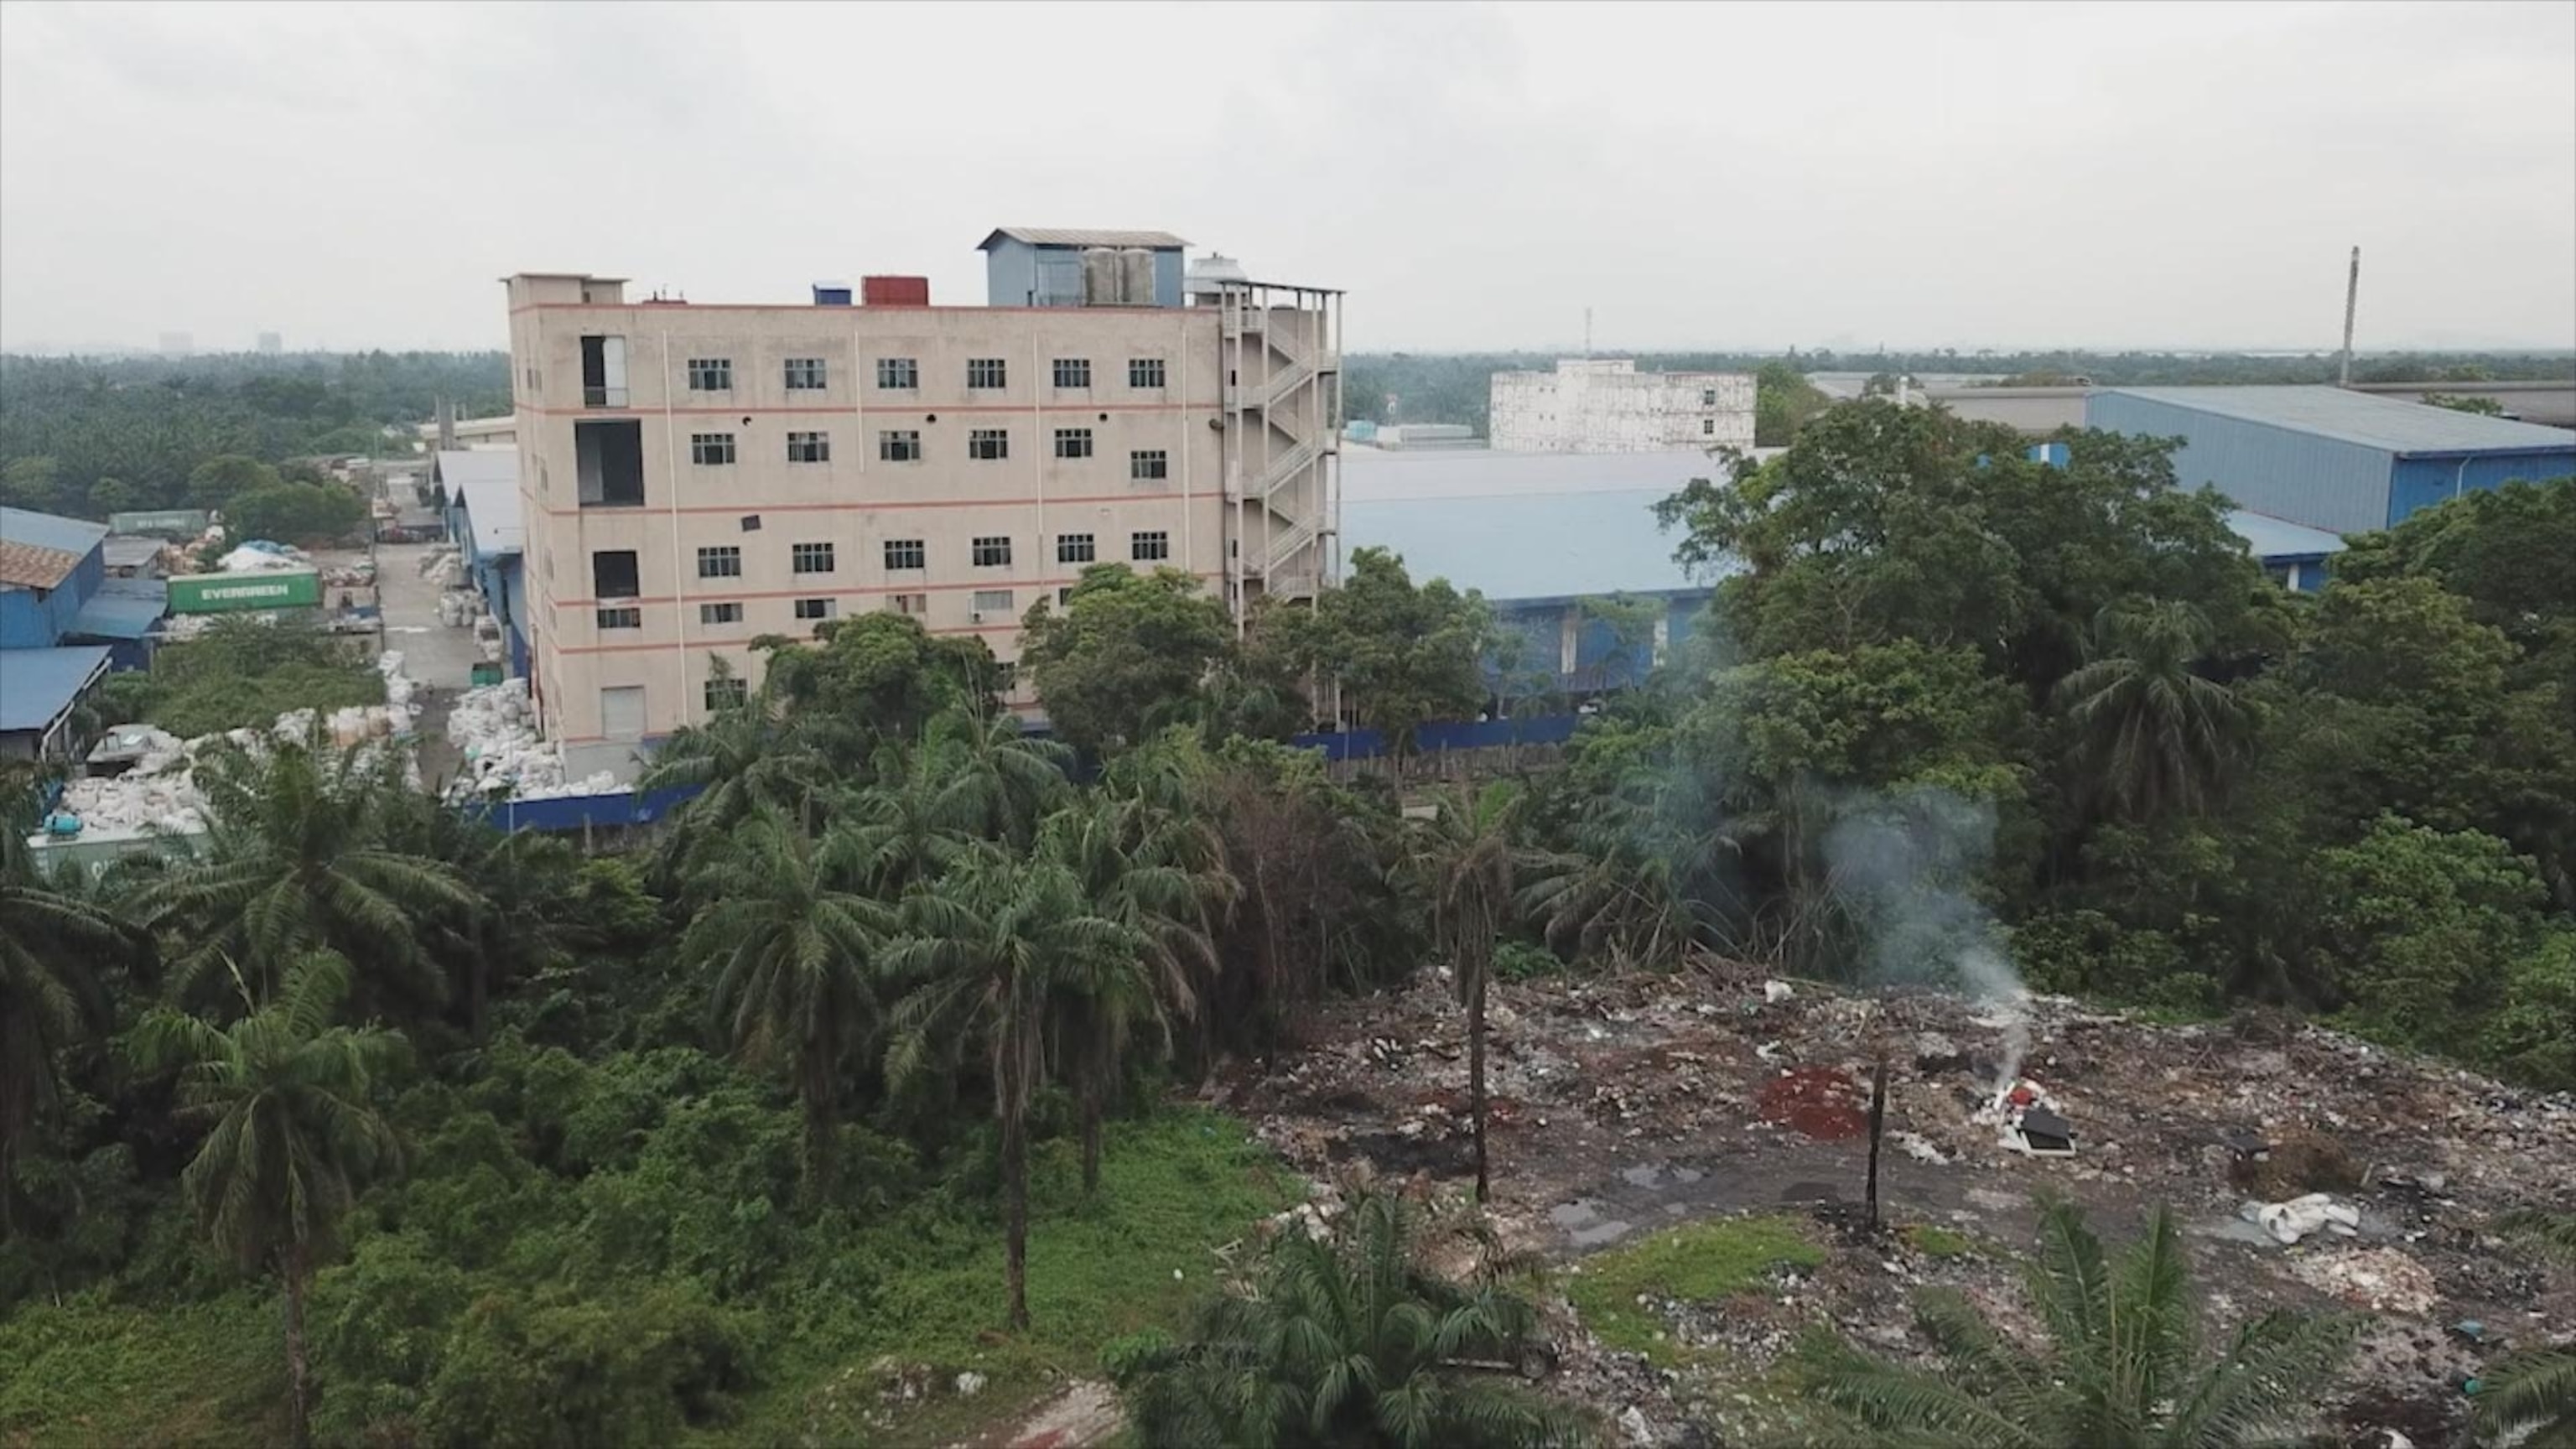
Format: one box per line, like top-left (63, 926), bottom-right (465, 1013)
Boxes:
top-left (1118, 247), bottom-right (1156, 305)
top-left (812, 281), bottom-right (853, 306)
top-left (1185, 252), bottom-right (1249, 298)
top-left (1082, 248), bottom-right (1121, 306)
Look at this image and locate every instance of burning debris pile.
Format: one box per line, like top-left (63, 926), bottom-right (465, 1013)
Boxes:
top-left (1217, 969), bottom-right (2576, 1446)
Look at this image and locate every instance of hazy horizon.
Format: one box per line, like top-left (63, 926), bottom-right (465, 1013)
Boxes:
top-left (4, 2), bottom-right (2572, 355)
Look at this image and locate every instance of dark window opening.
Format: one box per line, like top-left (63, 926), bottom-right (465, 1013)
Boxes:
top-left (580, 335), bottom-right (628, 407)
top-left (591, 549), bottom-right (640, 599)
top-left (575, 419), bottom-right (645, 507)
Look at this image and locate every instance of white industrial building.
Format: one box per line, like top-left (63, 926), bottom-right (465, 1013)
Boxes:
top-left (1489, 359), bottom-right (1754, 454)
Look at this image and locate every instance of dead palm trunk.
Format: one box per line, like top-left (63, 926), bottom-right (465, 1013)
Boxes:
top-left (1467, 965), bottom-right (1491, 1202)
top-left (283, 1241), bottom-right (312, 1449)
top-left (1000, 1045), bottom-right (1032, 1330)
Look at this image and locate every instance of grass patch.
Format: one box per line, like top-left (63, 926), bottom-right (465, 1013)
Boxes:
top-left (711, 1106), bottom-right (1293, 1446)
top-left (0, 1289), bottom-right (283, 1447)
top-left (1563, 1215), bottom-right (1826, 1363)
top-left (1900, 1223), bottom-right (1975, 1259)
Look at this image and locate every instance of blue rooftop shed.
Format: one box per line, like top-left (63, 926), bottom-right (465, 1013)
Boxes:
top-left (1, 506), bottom-right (110, 651)
top-left (2086, 387), bottom-right (2576, 534)
top-left (976, 227), bottom-right (1187, 309)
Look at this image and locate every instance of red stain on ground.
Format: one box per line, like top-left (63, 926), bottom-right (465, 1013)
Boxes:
top-left (1757, 1066), bottom-right (1867, 1140)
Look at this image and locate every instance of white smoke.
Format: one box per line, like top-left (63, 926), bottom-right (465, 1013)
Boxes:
top-left (1821, 785), bottom-right (2030, 1088)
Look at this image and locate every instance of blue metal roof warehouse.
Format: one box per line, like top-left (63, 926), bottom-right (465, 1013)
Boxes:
top-left (2086, 387), bottom-right (2576, 535)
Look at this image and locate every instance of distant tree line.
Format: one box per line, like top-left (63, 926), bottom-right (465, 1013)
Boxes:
top-left (0, 351), bottom-right (508, 520)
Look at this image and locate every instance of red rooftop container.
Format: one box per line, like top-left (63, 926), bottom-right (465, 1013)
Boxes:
top-left (862, 275), bottom-right (930, 307)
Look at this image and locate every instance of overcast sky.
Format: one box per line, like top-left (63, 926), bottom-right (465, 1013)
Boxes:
top-left (3, 1), bottom-right (2571, 355)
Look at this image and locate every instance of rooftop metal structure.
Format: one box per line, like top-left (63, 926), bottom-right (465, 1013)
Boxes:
top-left (0, 645), bottom-right (111, 753)
top-left (434, 449), bottom-right (524, 558)
top-left (0, 506), bottom-right (109, 590)
top-left (2100, 387), bottom-right (2576, 455)
top-left (975, 227), bottom-right (1190, 251)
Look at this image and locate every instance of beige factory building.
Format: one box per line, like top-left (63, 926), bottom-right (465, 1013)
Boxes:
top-left (1489, 358), bottom-right (1754, 454)
top-left (502, 231), bottom-right (1340, 745)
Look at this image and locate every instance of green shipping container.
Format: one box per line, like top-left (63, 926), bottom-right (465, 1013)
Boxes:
top-left (107, 508), bottom-right (211, 538)
top-left (166, 570), bottom-right (323, 615)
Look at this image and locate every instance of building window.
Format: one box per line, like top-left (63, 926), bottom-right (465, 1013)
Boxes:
top-left (792, 542), bottom-right (836, 574)
top-left (591, 549), bottom-right (639, 598)
top-left (968, 357), bottom-right (1007, 389)
top-left (1057, 532), bottom-right (1095, 564)
top-left (1130, 530), bottom-right (1171, 562)
top-left (889, 592), bottom-right (927, 616)
top-left (1053, 428), bottom-right (1093, 460)
top-left (1057, 586), bottom-right (1076, 607)
top-left (1129, 357), bottom-right (1166, 389)
top-left (792, 597), bottom-right (837, 622)
top-left (968, 428), bottom-right (1009, 460)
top-left (1130, 449), bottom-right (1168, 480)
top-left (785, 357), bottom-right (828, 390)
top-left (696, 545), bottom-right (741, 579)
top-left (879, 429), bottom-right (922, 463)
top-left (691, 433), bottom-right (735, 465)
top-left (884, 538), bottom-right (926, 570)
top-left (973, 536), bottom-right (1013, 567)
top-left (704, 676), bottom-right (748, 711)
top-left (1052, 357), bottom-right (1092, 389)
top-left (688, 358), bottom-right (732, 392)
top-left (596, 605), bottom-right (641, 630)
top-left (787, 431), bottom-right (831, 464)
top-left (876, 356), bottom-right (918, 390)
top-left (1701, 418), bottom-right (1715, 436)
top-left (1701, 387), bottom-right (1717, 406)
top-left (699, 601), bottom-right (744, 625)
top-left (972, 589), bottom-right (1015, 616)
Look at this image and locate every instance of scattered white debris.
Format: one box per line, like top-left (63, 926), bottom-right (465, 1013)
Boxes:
top-left (442, 678), bottom-right (616, 802)
top-left (1763, 980), bottom-right (1795, 1003)
top-left (1892, 1131), bottom-right (1950, 1165)
top-left (2249, 1192), bottom-right (2362, 1246)
top-left (952, 1371), bottom-right (986, 1399)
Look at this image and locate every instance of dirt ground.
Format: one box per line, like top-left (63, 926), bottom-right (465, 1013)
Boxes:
top-left (1213, 967), bottom-right (2576, 1446)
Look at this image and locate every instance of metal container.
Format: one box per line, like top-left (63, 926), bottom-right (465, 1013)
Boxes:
top-left (1118, 247), bottom-right (1155, 304)
top-left (1082, 247), bottom-right (1121, 306)
top-left (165, 569), bottom-right (322, 615)
top-left (861, 275), bottom-right (930, 306)
top-left (106, 508), bottom-right (209, 538)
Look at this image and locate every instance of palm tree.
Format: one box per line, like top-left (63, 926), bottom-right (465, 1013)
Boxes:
top-left (135, 731), bottom-right (480, 1020)
top-left (680, 813), bottom-right (897, 1200)
top-left (884, 849), bottom-right (1145, 1328)
top-left (2054, 598), bottom-right (2251, 823)
top-left (837, 741), bottom-right (970, 896)
top-left (1807, 1197), bottom-right (2356, 1447)
top-left (127, 952), bottom-right (407, 1449)
top-left (0, 829), bottom-right (135, 1231)
top-left (1041, 794), bottom-right (1234, 1192)
top-left (2475, 1210), bottom-right (2575, 1445)
top-left (636, 677), bottom-right (837, 881)
top-left (1516, 789), bottom-right (1722, 972)
top-left (1115, 1189), bottom-right (1586, 1448)
top-left (928, 707), bottom-right (1072, 847)
top-left (1414, 781), bottom-right (1531, 1202)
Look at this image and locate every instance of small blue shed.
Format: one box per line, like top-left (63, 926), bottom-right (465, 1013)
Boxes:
top-left (2086, 387), bottom-right (2576, 534)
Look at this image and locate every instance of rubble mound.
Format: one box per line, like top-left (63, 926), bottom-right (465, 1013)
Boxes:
top-left (1218, 971), bottom-right (2576, 1446)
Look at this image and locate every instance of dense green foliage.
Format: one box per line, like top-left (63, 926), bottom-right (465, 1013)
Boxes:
top-left (1803, 1198), bottom-right (2357, 1446)
top-left (0, 351), bottom-right (506, 519)
top-left (1113, 1191), bottom-right (1587, 1448)
top-left (95, 620), bottom-right (385, 743)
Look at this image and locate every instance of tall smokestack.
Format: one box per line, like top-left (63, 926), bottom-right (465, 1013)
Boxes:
top-left (2338, 247), bottom-right (2361, 388)
top-left (436, 397), bottom-right (457, 451)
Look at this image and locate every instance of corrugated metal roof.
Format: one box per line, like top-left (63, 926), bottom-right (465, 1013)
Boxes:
top-left (0, 645), bottom-right (111, 733)
top-left (2101, 387), bottom-right (2576, 456)
top-left (102, 537), bottom-right (164, 570)
top-left (2225, 509), bottom-right (2347, 561)
top-left (1342, 488), bottom-right (1719, 604)
top-left (0, 506), bottom-right (109, 589)
top-left (977, 227), bottom-right (1189, 251)
top-left (69, 581), bottom-right (168, 640)
top-left (435, 449), bottom-right (523, 558)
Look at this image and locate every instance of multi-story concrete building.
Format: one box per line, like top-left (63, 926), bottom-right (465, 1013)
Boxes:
top-left (1489, 359), bottom-right (1754, 454)
top-left (502, 229), bottom-right (1339, 745)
